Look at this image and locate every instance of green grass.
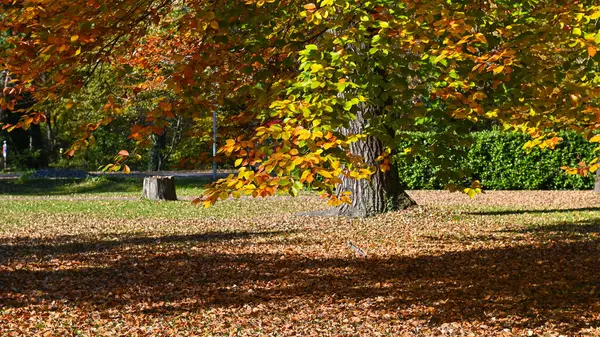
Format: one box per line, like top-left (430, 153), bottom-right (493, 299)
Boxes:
top-left (0, 176), bottom-right (322, 228)
top-left (0, 176), bottom-right (211, 197)
top-left (0, 197), bottom-right (317, 223)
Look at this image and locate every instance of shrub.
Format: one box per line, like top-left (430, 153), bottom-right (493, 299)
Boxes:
top-left (396, 131), bottom-right (596, 190)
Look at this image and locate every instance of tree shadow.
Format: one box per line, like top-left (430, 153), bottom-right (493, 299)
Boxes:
top-left (0, 231), bottom-right (295, 263)
top-left (498, 218), bottom-right (600, 235)
top-left (468, 207), bottom-right (600, 216)
top-left (1, 230), bottom-right (599, 333)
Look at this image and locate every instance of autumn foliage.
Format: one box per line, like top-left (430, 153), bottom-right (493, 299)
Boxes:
top-left (2, 1), bottom-right (600, 207)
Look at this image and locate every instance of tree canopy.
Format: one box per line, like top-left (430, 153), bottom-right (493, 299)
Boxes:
top-left (2, 0), bottom-right (600, 212)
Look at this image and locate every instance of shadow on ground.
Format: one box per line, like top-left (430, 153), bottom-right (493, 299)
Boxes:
top-left (0, 231), bottom-right (295, 263)
top-left (498, 218), bottom-right (600, 235)
top-left (1, 225), bottom-right (599, 332)
top-left (468, 207), bottom-right (600, 216)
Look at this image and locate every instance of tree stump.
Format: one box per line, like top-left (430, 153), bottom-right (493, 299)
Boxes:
top-left (142, 176), bottom-right (177, 201)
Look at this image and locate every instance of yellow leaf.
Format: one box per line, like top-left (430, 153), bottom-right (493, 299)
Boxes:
top-left (317, 169), bottom-right (333, 178)
top-left (75, 47), bottom-right (81, 56)
top-left (310, 64), bottom-right (324, 73)
top-left (235, 158), bottom-right (243, 167)
top-left (474, 33), bottom-right (487, 44)
top-left (464, 187), bottom-right (481, 198)
top-left (590, 134), bottom-right (600, 143)
top-left (297, 130), bottom-right (311, 140)
top-left (71, 35), bottom-right (79, 42)
top-left (123, 165), bottom-right (131, 174)
top-left (301, 170), bottom-right (311, 180)
top-left (493, 65), bottom-right (504, 75)
top-left (433, 53), bottom-right (447, 64)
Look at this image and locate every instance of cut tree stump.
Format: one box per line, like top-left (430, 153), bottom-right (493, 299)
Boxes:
top-left (142, 176), bottom-right (177, 201)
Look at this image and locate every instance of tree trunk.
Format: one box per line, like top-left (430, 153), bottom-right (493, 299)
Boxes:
top-left (595, 169), bottom-right (600, 194)
top-left (305, 104), bottom-right (415, 218)
top-left (149, 130), bottom-right (167, 171)
top-left (333, 104), bottom-right (415, 217)
top-left (142, 176), bottom-right (177, 201)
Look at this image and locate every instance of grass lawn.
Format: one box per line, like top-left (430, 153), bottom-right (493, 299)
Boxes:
top-left (0, 180), bottom-right (599, 336)
top-left (0, 176), bottom-right (211, 197)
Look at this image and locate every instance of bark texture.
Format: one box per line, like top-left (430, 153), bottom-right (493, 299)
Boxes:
top-left (595, 169), bottom-right (600, 194)
top-left (303, 104), bottom-right (415, 218)
top-left (334, 104), bottom-right (415, 217)
top-left (142, 176), bottom-right (177, 201)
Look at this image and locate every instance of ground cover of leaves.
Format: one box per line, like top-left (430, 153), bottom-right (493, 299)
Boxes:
top-left (1, 190), bottom-right (599, 336)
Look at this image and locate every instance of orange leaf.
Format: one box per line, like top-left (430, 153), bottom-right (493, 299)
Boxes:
top-left (588, 46), bottom-right (597, 57)
top-left (304, 3), bottom-right (317, 11)
top-left (118, 150), bottom-right (129, 157)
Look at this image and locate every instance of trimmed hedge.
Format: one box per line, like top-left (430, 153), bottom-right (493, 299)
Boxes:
top-left (396, 131), bottom-right (596, 190)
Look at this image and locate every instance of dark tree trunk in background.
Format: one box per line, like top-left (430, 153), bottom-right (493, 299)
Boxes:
top-left (0, 98), bottom-right (48, 169)
top-left (332, 104), bottom-right (415, 217)
top-left (149, 130), bottom-right (167, 171)
top-left (44, 114), bottom-right (55, 162)
top-left (595, 169), bottom-right (600, 194)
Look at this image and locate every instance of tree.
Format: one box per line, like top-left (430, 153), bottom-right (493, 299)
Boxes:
top-left (2, 1), bottom-right (600, 216)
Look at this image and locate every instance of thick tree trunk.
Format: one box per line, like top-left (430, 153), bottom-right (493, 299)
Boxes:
top-left (306, 104), bottom-right (415, 218)
top-left (142, 176), bottom-right (177, 201)
top-left (334, 104), bottom-right (415, 217)
top-left (595, 169), bottom-right (600, 194)
top-left (299, 28), bottom-right (415, 217)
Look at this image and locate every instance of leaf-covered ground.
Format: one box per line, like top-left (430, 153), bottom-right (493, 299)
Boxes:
top-left (1, 187), bottom-right (599, 336)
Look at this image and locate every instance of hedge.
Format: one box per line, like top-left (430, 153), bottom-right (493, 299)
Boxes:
top-left (396, 131), bottom-right (597, 190)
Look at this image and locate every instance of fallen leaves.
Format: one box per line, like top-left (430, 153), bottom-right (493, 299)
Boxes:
top-left (0, 190), bottom-right (599, 335)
